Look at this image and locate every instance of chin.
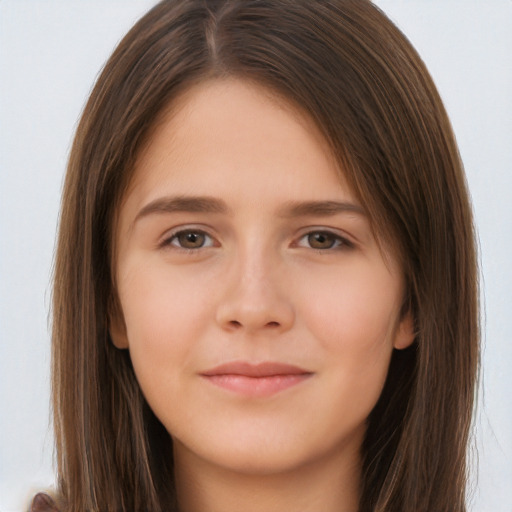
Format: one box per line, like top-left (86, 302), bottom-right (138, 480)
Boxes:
top-left (172, 418), bottom-right (365, 478)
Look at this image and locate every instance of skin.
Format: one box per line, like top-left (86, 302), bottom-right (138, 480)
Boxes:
top-left (110, 79), bottom-right (414, 512)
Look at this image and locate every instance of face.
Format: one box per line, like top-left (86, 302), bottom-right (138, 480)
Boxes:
top-left (111, 79), bottom-right (413, 476)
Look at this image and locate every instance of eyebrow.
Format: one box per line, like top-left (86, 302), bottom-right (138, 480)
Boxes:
top-left (133, 195), bottom-right (366, 224)
top-left (276, 199), bottom-right (366, 218)
top-left (134, 196), bottom-right (230, 224)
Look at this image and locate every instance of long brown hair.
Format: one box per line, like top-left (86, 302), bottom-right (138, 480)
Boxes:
top-left (51, 1), bottom-right (479, 511)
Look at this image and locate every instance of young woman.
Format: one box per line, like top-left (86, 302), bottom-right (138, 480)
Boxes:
top-left (31, 0), bottom-right (479, 511)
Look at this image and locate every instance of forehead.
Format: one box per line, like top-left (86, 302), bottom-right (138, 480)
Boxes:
top-left (127, 78), bottom-right (351, 206)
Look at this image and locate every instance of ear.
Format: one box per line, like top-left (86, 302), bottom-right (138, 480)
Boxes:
top-left (108, 297), bottom-right (129, 349)
top-left (393, 311), bottom-right (415, 350)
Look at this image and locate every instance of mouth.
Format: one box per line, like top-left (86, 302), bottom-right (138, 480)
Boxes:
top-left (200, 361), bottom-right (313, 398)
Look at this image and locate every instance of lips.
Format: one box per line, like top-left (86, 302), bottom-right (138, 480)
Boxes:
top-left (200, 362), bottom-right (313, 397)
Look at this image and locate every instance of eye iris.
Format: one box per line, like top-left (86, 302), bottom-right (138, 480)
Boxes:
top-left (178, 231), bottom-right (205, 248)
top-left (308, 232), bottom-right (336, 249)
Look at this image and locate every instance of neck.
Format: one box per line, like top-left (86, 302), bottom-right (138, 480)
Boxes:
top-left (173, 441), bottom-right (361, 512)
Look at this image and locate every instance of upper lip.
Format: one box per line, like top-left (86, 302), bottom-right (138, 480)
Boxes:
top-left (200, 361), bottom-right (311, 377)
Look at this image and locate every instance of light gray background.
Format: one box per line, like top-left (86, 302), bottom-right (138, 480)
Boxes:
top-left (1, 1), bottom-right (510, 511)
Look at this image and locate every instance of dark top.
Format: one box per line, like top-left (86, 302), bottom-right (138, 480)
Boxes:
top-left (30, 493), bottom-right (59, 512)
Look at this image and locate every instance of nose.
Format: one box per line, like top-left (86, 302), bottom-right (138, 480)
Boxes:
top-left (215, 253), bottom-right (295, 335)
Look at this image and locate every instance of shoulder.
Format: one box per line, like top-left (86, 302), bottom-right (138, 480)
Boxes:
top-left (29, 493), bottom-right (60, 512)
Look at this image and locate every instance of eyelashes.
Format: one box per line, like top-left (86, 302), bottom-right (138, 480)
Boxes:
top-left (159, 227), bottom-right (355, 253)
top-left (164, 229), bottom-right (216, 250)
top-left (296, 231), bottom-right (353, 250)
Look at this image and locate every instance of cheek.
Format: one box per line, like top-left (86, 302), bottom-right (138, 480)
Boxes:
top-left (120, 254), bottom-right (216, 336)
top-left (301, 261), bottom-right (400, 381)
top-left (117, 260), bottom-right (216, 394)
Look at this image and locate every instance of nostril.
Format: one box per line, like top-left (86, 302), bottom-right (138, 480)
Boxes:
top-left (226, 320), bottom-right (280, 329)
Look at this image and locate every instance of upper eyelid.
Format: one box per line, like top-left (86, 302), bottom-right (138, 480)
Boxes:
top-left (296, 234), bottom-right (353, 251)
top-left (295, 226), bottom-right (356, 245)
top-left (160, 224), bottom-right (215, 237)
top-left (159, 225), bottom-right (217, 248)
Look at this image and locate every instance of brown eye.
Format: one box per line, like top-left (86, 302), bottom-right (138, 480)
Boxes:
top-left (167, 230), bottom-right (214, 249)
top-left (297, 230), bottom-right (353, 251)
top-left (178, 231), bottom-right (205, 248)
top-left (307, 232), bottom-right (338, 249)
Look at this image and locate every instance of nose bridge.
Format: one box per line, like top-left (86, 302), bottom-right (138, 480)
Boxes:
top-left (216, 236), bottom-right (294, 333)
top-left (238, 240), bottom-right (274, 294)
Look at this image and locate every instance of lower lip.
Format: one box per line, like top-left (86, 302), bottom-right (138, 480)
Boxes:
top-left (202, 374), bottom-right (312, 398)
